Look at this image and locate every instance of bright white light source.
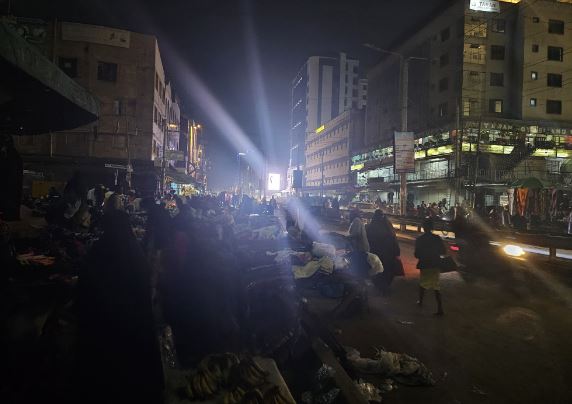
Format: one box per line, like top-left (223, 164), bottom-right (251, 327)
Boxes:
top-left (267, 173), bottom-right (281, 191)
top-left (503, 244), bottom-right (525, 257)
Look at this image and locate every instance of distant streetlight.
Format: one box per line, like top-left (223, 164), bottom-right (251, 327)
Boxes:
top-left (363, 43), bottom-right (429, 221)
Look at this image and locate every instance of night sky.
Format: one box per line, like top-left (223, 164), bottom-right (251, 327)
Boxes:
top-left (7, 0), bottom-right (449, 190)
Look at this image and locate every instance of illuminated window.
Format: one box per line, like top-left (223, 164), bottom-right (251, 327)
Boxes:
top-left (530, 98), bottom-right (537, 107)
top-left (489, 99), bottom-right (503, 113)
top-left (531, 71), bottom-right (538, 80)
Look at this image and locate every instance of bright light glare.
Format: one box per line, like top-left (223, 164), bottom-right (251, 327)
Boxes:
top-left (503, 244), bottom-right (525, 257)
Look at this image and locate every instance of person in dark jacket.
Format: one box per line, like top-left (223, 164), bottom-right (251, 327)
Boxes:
top-left (414, 218), bottom-right (445, 315)
top-left (367, 210), bottom-right (401, 296)
top-left (78, 210), bottom-right (163, 403)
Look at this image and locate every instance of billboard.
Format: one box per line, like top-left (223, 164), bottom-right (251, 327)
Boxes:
top-left (394, 131), bottom-right (415, 173)
top-left (469, 0), bottom-right (500, 12)
top-left (267, 173), bottom-right (281, 191)
top-left (62, 22), bottom-right (131, 48)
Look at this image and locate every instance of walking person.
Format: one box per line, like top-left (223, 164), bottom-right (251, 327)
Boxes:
top-left (348, 210), bottom-right (370, 253)
top-left (414, 218), bottom-right (445, 315)
top-left (367, 210), bottom-right (400, 296)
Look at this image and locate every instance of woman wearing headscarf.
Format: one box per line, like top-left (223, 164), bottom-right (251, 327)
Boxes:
top-left (78, 210), bottom-right (163, 403)
top-left (367, 209), bottom-right (401, 295)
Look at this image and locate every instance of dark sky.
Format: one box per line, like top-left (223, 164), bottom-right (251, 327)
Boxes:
top-left (8, 0), bottom-right (449, 190)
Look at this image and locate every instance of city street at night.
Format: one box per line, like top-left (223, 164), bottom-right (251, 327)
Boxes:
top-left (2, 0), bottom-right (572, 403)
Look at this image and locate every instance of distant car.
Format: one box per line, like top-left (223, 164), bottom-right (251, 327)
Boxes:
top-left (349, 202), bottom-right (377, 212)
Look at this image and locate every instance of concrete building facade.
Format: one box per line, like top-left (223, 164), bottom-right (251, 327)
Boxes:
top-left (304, 109), bottom-right (365, 195)
top-left (288, 52), bottom-right (367, 190)
top-left (360, 0), bottom-right (572, 209)
top-left (12, 19), bottom-right (187, 191)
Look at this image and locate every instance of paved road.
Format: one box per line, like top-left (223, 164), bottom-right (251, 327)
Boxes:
top-left (306, 219), bottom-right (572, 403)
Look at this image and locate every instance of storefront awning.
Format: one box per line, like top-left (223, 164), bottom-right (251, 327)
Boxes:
top-left (0, 19), bottom-right (99, 135)
top-left (166, 167), bottom-right (198, 185)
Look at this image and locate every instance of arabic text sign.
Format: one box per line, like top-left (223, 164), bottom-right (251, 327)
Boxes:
top-left (394, 132), bottom-right (415, 173)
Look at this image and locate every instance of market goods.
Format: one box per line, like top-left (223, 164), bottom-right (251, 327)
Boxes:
top-left (185, 369), bottom-right (219, 400)
top-left (240, 389), bottom-right (264, 404)
top-left (232, 357), bottom-right (268, 387)
top-left (199, 352), bottom-right (241, 384)
top-left (222, 386), bottom-right (246, 404)
top-left (263, 386), bottom-right (291, 404)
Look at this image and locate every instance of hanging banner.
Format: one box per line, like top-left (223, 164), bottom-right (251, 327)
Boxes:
top-left (394, 131), bottom-right (415, 173)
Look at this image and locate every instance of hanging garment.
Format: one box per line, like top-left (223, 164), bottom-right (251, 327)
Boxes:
top-left (516, 188), bottom-right (529, 217)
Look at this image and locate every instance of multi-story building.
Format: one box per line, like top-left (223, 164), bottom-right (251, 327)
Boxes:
top-left (304, 109), bottom-right (365, 196)
top-left (288, 52), bottom-right (367, 190)
top-left (11, 19), bottom-right (185, 191)
top-left (360, 0), bottom-right (572, 209)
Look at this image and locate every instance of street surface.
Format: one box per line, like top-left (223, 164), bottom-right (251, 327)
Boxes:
top-left (306, 218), bottom-right (572, 403)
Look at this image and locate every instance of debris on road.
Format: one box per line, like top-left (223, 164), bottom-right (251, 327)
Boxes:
top-left (345, 346), bottom-right (435, 386)
top-left (396, 320), bottom-right (415, 326)
top-left (471, 384), bottom-right (487, 396)
top-left (354, 379), bottom-right (383, 402)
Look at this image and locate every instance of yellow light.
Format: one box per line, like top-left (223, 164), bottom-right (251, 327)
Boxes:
top-left (350, 163), bottom-right (364, 171)
top-left (427, 145), bottom-right (453, 156)
top-left (532, 149), bottom-right (556, 157)
top-left (415, 150), bottom-right (426, 159)
top-left (316, 125), bottom-right (325, 134)
top-left (503, 244), bottom-right (525, 257)
top-left (168, 123), bottom-right (178, 129)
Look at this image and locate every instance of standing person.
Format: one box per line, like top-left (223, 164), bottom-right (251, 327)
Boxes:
top-left (367, 210), bottom-right (401, 296)
top-left (348, 210), bottom-right (370, 253)
top-left (414, 218), bottom-right (446, 315)
top-left (269, 196), bottom-right (277, 215)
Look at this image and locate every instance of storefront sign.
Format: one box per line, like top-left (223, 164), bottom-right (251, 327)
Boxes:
top-left (394, 131), bottom-right (415, 173)
top-left (469, 0), bottom-right (500, 12)
top-left (267, 173), bottom-right (281, 191)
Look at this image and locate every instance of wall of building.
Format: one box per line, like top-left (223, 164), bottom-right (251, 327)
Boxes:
top-left (14, 21), bottom-right (159, 164)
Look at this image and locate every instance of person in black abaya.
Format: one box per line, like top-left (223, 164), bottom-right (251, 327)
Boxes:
top-left (367, 210), bottom-right (401, 296)
top-left (78, 210), bottom-right (163, 404)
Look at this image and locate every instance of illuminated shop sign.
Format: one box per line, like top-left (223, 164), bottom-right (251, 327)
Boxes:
top-left (470, 0), bottom-right (501, 12)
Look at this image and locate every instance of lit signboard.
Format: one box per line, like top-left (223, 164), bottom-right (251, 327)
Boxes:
top-left (267, 173), bottom-right (281, 191)
top-left (350, 163), bottom-right (364, 171)
top-left (315, 125), bottom-right (325, 134)
top-left (470, 0), bottom-right (501, 12)
top-left (394, 131), bottom-right (415, 173)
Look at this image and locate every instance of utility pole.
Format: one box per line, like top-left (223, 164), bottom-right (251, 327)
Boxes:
top-left (399, 56), bottom-right (409, 222)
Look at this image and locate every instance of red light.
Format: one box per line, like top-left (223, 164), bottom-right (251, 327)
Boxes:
top-left (450, 245), bottom-right (460, 251)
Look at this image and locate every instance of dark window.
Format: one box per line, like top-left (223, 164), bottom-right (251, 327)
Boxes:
top-left (491, 45), bottom-right (505, 60)
top-left (532, 44), bottom-right (539, 53)
top-left (531, 71), bottom-right (538, 80)
top-left (546, 100), bottom-right (562, 114)
top-left (352, 89), bottom-right (358, 97)
top-left (548, 19), bottom-right (564, 34)
top-left (489, 99), bottom-right (503, 113)
top-left (113, 100), bottom-right (122, 115)
top-left (532, 17), bottom-right (539, 23)
top-left (440, 53), bottom-right (449, 67)
top-left (439, 77), bottom-right (449, 92)
top-left (58, 57), bottom-right (77, 78)
top-left (547, 46), bottom-right (564, 61)
top-left (547, 73), bottom-right (563, 87)
top-left (492, 19), bottom-right (506, 33)
top-left (530, 98), bottom-right (537, 107)
top-left (439, 102), bottom-right (448, 117)
top-left (441, 27), bottom-right (450, 42)
top-left (97, 61), bottom-right (118, 82)
top-left (490, 72), bottom-right (504, 86)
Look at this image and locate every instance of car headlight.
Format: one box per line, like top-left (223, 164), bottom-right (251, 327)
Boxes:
top-left (503, 244), bottom-right (525, 257)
